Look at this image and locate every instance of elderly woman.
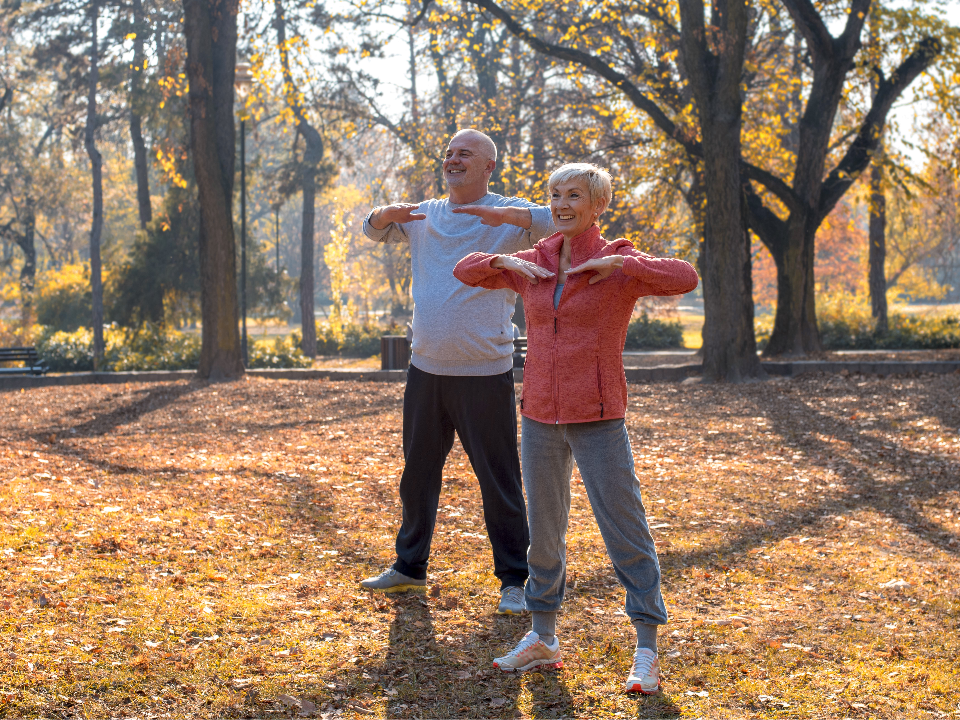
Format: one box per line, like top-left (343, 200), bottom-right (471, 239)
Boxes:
top-left (452, 163), bottom-right (698, 693)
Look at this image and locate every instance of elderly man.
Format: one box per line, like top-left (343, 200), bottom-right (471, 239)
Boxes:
top-left (360, 129), bottom-right (553, 614)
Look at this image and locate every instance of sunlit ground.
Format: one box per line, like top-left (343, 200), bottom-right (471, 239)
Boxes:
top-left (1, 374), bottom-right (958, 718)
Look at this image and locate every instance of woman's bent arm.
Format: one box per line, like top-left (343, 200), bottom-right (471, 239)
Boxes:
top-left (619, 250), bottom-right (699, 298)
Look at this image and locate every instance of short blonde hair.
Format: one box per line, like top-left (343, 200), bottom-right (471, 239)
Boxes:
top-left (548, 163), bottom-right (613, 209)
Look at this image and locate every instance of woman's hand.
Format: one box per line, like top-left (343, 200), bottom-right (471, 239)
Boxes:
top-left (492, 255), bottom-right (555, 284)
top-left (451, 205), bottom-right (532, 229)
top-left (566, 255), bottom-right (625, 284)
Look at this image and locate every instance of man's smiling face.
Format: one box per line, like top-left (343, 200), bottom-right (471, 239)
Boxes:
top-left (442, 133), bottom-right (494, 195)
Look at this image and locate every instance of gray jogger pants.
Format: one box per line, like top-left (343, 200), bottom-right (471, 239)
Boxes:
top-left (520, 416), bottom-right (668, 626)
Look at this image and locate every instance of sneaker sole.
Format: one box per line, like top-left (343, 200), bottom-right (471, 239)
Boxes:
top-left (360, 583), bottom-right (425, 593)
top-left (495, 607), bottom-right (526, 615)
top-left (494, 658), bottom-right (563, 673)
top-left (625, 680), bottom-right (661, 694)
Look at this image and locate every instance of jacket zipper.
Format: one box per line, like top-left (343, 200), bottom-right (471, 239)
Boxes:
top-left (553, 278), bottom-right (564, 425)
top-left (553, 309), bottom-right (559, 424)
top-left (597, 358), bottom-right (604, 419)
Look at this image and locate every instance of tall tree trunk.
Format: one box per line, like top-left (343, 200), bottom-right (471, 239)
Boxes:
top-left (408, 23), bottom-right (420, 128)
top-left (85, 0), bottom-right (105, 369)
top-left (274, 0), bottom-right (322, 357)
top-left (529, 54), bottom-right (546, 175)
top-left (183, 0), bottom-right (244, 380)
top-left (430, 26), bottom-right (458, 195)
top-left (868, 159), bottom-right (887, 331)
top-left (469, 23), bottom-right (505, 194)
top-left (14, 210), bottom-right (37, 332)
top-left (867, 8), bottom-right (886, 332)
top-left (130, 0), bottom-right (152, 229)
top-left (299, 158), bottom-right (317, 356)
top-left (764, 212), bottom-right (821, 355)
top-left (678, 0), bottom-right (763, 382)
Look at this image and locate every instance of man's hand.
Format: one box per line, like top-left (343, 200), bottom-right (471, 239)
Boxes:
top-left (369, 203), bottom-right (427, 230)
top-left (452, 205), bottom-right (532, 229)
top-left (566, 255), bottom-right (624, 284)
top-left (492, 255), bottom-right (555, 285)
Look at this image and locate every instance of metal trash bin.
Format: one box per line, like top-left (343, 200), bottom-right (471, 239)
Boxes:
top-left (381, 335), bottom-right (410, 370)
top-left (513, 336), bottom-right (527, 368)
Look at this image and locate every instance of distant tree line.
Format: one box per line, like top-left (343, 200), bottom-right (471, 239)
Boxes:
top-left (1, 0), bottom-right (958, 380)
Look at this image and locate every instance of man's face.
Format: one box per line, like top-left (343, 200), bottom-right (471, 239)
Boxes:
top-left (442, 135), bottom-right (494, 193)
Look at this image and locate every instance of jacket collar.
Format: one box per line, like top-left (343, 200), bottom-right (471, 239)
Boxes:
top-left (536, 225), bottom-right (606, 269)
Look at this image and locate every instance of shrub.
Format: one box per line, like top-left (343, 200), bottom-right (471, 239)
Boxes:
top-left (820, 313), bottom-right (960, 350)
top-left (314, 320), bottom-right (398, 357)
top-left (248, 335), bottom-right (312, 369)
top-left (107, 325), bottom-right (202, 371)
top-left (755, 291), bottom-right (960, 351)
top-left (34, 264), bottom-right (93, 332)
top-left (35, 327), bottom-right (96, 372)
top-left (35, 325), bottom-right (311, 371)
top-left (623, 313), bottom-right (685, 350)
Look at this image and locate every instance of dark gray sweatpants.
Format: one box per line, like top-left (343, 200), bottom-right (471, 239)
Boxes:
top-left (520, 416), bottom-right (668, 625)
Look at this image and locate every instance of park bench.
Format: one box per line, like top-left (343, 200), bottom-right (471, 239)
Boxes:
top-left (0, 346), bottom-right (48, 376)
top-left (513, 336), bottom-right (527, 368)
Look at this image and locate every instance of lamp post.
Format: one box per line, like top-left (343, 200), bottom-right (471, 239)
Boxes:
top-left (235, 61), bottom-right (253, 366)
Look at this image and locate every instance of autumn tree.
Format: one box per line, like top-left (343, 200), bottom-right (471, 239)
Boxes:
top-left (743, 0), bottom-right (941, 355)
top-left (127, 0), bottom-right (153, 229)
top-left (461, 0), bottom-right (761, 379)
top-left (183, 0), bottom-right (244, 379)
top-left (268, 0), bottom-right (333, 358)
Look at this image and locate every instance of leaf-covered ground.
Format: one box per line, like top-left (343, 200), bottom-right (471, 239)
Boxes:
top-left (1, 373), bottom-right (958, 719)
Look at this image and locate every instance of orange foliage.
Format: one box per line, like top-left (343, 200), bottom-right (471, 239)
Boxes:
top-left (752, 195), bottom-right (868, 313)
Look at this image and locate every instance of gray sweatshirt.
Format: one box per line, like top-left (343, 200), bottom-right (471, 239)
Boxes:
top-left (363, 193), bottom-right (554, 376)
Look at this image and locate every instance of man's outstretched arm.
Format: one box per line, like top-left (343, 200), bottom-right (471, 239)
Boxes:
top-left (368, 203), bottom-right (427, 230)
top-left (451, 205), bottom-right (532, 229)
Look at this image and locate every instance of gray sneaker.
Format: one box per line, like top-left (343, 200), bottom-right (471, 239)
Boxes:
top-left (360, 568), bottom-right (426, 593)
top-left (497, 585), bottom-right (526, 615)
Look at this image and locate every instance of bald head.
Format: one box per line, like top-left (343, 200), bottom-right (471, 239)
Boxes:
top-left (450, 129), bottom-right (497, 163)
top-left (443, 129), bottom-right (499, 203)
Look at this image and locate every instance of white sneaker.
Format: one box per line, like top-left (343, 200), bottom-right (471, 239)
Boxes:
top-left (359, 568), bottom-right (425, 592)
top-left (496, 586), bottom-right (526, 615)
top-left (493, 631), bottom-right (562, 673)
top-left (625, 647), bottom-right (660, 694)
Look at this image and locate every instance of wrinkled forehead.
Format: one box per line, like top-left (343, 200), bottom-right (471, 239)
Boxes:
top-left (446, 132), bottom-right (490, 158)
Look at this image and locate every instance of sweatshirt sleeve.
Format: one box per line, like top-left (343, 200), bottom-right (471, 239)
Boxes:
top-left (453, 250), bottom-right (539, 294)
top-left (362, 209), bottom-right (410, 244)
top-left (618, 248), bottom-right (700, 298)
top-left (527, 206), bottom-right (555, 244)
top-left (498, 196), bottom-right (555, 248)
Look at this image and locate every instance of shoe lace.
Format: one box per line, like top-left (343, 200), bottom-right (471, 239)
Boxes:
top-left (503, 586), bottom-right (524, 605)
top-left (509, 633), bottom-right (540, 657)
top-left (631, 650), bottom-right (655, 678)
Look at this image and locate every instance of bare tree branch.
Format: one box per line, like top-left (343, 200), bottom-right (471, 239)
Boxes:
top-left (465, 0), bottom-right (700, 156)
top-left (819, 36), bottom-right (942, 221)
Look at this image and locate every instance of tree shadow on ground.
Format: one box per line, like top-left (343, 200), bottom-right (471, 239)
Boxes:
top-left (663, 376), bottom-right (959, 573)
top-left (26, 381), bottom-right (203, 477)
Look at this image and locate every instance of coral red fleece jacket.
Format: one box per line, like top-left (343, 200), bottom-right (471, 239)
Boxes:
top-left (454, 226), bottom-right (699, 425)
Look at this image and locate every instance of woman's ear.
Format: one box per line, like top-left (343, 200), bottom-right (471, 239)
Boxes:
top-left (595, 195), bottom-right (609, 217)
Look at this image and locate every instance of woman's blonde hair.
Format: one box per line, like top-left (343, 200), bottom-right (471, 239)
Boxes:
top-left (548, 163), bottom-right (613, 209)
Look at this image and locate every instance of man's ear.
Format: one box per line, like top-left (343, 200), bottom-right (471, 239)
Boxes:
top-left (485, 160), bottom-right (496, 176)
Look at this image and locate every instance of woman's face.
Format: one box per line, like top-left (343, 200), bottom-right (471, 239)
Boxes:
top-left (550, 178), bottom-right (607, 241)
